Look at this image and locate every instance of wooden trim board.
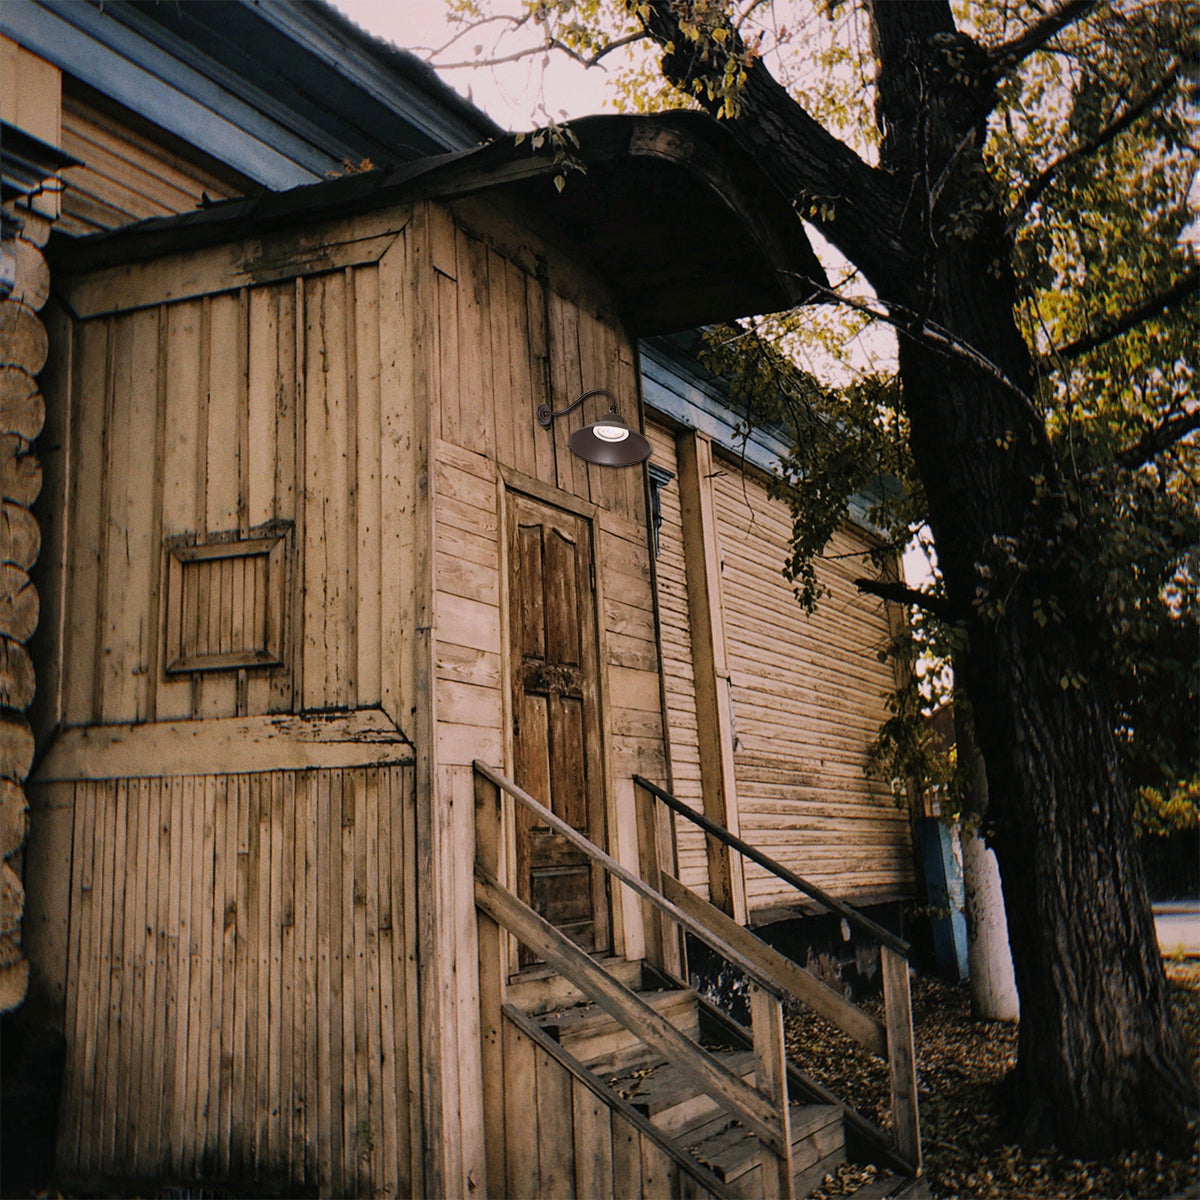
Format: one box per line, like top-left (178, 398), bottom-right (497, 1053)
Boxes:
top-left (33, 709), bottom-right (415, 780)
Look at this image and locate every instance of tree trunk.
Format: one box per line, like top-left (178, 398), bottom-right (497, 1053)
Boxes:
top-left (638, 0), bottom-right (1192, 1156)
top-left (866, 2), bottom-right (1190, 1152)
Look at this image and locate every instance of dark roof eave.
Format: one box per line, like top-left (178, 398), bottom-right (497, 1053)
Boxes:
top-left (49, 112), bottom-right (828, 335)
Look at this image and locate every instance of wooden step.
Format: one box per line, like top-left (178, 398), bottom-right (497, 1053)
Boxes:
top-left (506, 954), bottom-right (643, 1014)
top-left (600, 1050), bottom-right (758, 1135)
top-left (535, 986), bottom-right (699, 1072)
top-left (841, 1170), bottom-right (910, 1200)
top-left (677, 1099), bottom-right (845, 1197)
top-left (601, 1050), bottom-right (846, 1199)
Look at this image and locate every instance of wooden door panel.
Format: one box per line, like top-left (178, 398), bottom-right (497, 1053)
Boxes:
top-left (549, 694), bottom-right (587, 829)
top-left (543, 528), bottom-right (580, 667)
top-left (508, 493), bottom-right (608, 956)
top-left (517, 525), bottom-right (546, 660)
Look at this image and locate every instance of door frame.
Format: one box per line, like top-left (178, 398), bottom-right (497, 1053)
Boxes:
top-left (498, 466), bottom-right (621, 959)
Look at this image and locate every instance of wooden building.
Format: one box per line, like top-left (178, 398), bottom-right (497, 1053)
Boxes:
top-left (3, 4), bottom-right (920, 1197)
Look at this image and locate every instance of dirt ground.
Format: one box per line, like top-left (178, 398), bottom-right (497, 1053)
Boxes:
top-left (790, 960), bottom-right (1200, 1200)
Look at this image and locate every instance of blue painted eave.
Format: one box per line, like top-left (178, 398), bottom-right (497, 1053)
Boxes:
top-left (1, 0), bottom-right (501, 191)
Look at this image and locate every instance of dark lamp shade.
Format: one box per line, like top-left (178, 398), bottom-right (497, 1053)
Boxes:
top-left (569, 407), bottom-right (653, 466)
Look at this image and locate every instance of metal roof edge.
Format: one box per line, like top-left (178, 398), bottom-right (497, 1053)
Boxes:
top-left (3, 0), bottom-right (324, 187)
top-left (640, 336), bottom-right (895, 537)
top-left (272, 0), bottom-right (504, 145)
top-left (3, 0), bottom-right (503, 191)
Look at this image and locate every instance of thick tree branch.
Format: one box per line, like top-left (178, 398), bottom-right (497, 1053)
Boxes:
top-left (636, 0), bottom-right (908, 291)
top-left (1049, 267), bottom-right (1199, 363)
top-left (987, 0), bottom-right (1097, 75)
top-left (1008, 67), bottom-right (1180, 230)
top-left (1113, 410), bottom-right (1200, 471)
top-left (854, 577), bottom-right (958, 621)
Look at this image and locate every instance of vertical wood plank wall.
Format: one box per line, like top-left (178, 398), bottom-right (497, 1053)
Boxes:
top-left (53, 255), bottom-right (402, 729)
top-left (35, 219), bottom-right (428, 1194)
top-left (649, 424), bottom-right (914, 911)
top-left (55, 763), bottom-right (416, 1197)
top-left (500, 1014), bottom-right (723, 1200)
top-left (422, 205), bottom-right (669, 1195)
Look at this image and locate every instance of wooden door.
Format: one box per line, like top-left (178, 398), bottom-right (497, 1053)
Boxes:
top-left (508, 493), bottom-right (609, 954)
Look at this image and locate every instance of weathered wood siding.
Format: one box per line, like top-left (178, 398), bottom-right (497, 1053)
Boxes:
top-left (59, 83), bottom-right (249, 238)
top-left (650, 423), bottom-right (914, 912)
top-left (499, 1012), bottom-right (724, 1200)
top-left (713, 469), bottom-right (914, 909)
top-left (29, 211), bottom-right (430, 1194)
top-left (420, 203), bottom-right (670, 1195)
top-left (51, 763), bottom-right (416, 1196)
top-left (48, 249), bottom-right (410, 728)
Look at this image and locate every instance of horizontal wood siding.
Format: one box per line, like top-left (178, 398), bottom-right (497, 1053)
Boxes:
top-left (58, 85), bottom-right (249, 238)
top-left (644, 423), bottom-right (709, 899)
top-left (711, 470), bottom-right (914, 909)
top-left (57, 254), bottom-right (400, 727)
top-left (57, 764), bottom-right (416, 1196)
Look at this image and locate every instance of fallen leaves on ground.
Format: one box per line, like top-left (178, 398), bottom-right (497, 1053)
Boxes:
top-left (791, 961), bottom-right (1199, 1199)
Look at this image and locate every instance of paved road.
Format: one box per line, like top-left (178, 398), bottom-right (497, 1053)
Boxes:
top-left (1154, 902), bottom-right (1200, 958)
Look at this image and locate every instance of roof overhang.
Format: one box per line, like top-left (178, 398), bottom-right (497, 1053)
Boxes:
top-left (51, 111), bottom-right (828, 335)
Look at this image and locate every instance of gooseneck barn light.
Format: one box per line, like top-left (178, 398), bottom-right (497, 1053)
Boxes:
top-left (536, 388), bottom-right (653, 467)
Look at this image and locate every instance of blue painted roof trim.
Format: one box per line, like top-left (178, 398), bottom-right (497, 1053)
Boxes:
top-left (3, 1), bottom-right (321, 188)
top-left (640, 337), bottom-right (880, 530)
top-left (641, 337), bottom-right (793, 473)
top-left (2, 0), bottom-right (501, 191)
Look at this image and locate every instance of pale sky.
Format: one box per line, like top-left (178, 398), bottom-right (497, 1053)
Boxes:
top-left (330, 0), bottom-right (614, 130)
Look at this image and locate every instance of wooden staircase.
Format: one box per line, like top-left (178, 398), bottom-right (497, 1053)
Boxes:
top-left (474, 762), bottom-right (925, 1200)
top-left (515, 960), bottom-right (846, 1197)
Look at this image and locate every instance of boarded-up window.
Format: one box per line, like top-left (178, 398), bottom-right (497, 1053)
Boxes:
top-left (164, 525), bottom-right (288, 673)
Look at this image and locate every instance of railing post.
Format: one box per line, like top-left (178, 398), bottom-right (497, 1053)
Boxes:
top-left (634, 779), bottom-right (682, 978)
top-left (750, 984), bottom-right (794, 1200)
top-left (880, 946), bottom-right (921, 1172)
top-left (475, 767), bottom-right (508, 1196)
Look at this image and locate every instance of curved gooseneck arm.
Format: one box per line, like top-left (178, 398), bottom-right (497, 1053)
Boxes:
top-left (536, 388), bottom-right (618, 428)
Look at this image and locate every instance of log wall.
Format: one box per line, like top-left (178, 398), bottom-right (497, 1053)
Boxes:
top-left (1, 185), bottom-right (56, 1013)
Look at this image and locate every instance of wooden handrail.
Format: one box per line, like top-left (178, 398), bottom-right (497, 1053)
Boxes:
top-left (472, 759), bottom-right (784, 999)
top-left (475, 867), bottom-right (788, 1157)
top-left (633, 774), bottom-right (911, 957)
top-left (660, 871), bottom-right (888, 1059)
top-left (634, 776), bottom-right (921, 1175)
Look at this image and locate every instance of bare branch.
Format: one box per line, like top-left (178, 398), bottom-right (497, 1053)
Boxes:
top-left (854, 577), bottom-right (958, 621)
top-left (987, 0), bottom-right (1097, 75)
top-left (1113, 410), bottom-right (1200, 471)
top-left (554, 30), bottom-right (651, 69)
top-left (417, 11), bottom-right (533, 61)
top-left (1048, 267), bottom-right (1199, 363)
top-left (432, 41), bottom-right (554, 71)
top-left (1007, 67), bottom-right (1180, 230)
top-left (799, 277), bottom-right (1042, 420)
